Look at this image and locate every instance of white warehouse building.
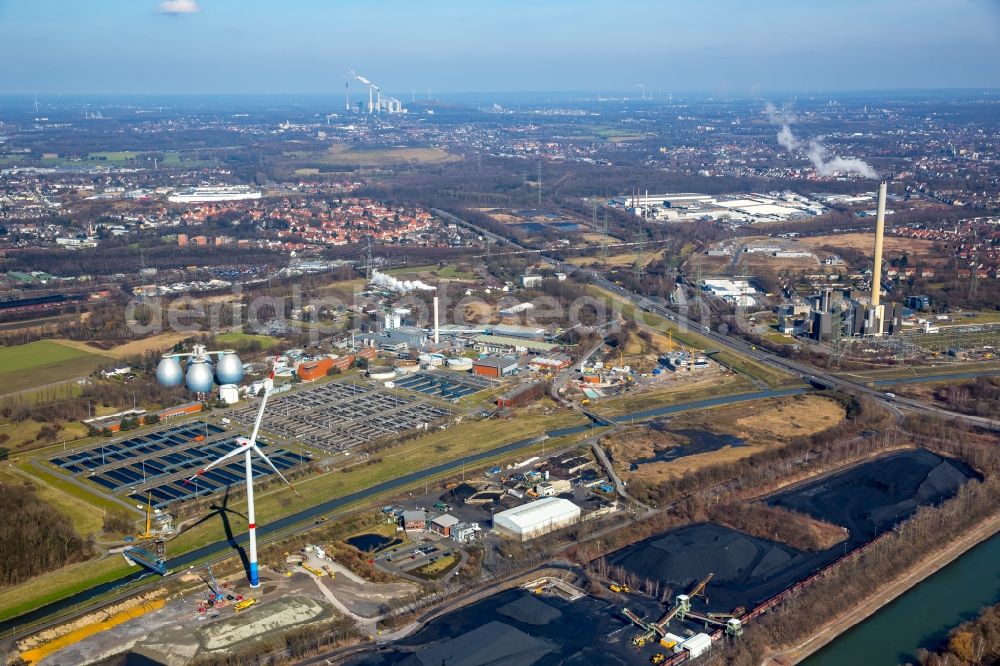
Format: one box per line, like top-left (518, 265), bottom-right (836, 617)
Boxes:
top-left (492, 497), bottom-right (581, 541)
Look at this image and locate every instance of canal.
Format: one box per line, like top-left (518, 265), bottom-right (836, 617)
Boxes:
top-left (805, 529), bottom-right (1000, 665)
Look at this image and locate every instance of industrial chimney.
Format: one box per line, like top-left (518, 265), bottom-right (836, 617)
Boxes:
top-left (871, 181), bottom-right (887, 307)
top-left (433, 296), bottom-right (440, 345)
top-left (866, 181), bottom-right (889, 335)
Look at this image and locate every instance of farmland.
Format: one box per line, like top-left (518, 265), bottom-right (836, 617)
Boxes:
top-left (0, 341), bottom-right (111, 394)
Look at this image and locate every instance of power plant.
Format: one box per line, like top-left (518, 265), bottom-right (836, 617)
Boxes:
top-left (346, 71), bottom-right (406, 115)
top-left (778, 181), bottom-right (901, 341)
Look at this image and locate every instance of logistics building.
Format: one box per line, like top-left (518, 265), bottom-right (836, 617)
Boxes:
top-left (492, 497), bottom-right (580, 541)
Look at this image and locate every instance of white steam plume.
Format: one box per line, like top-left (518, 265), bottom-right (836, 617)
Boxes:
top-left (764, 102), bottom-right (877, 179)
top-left (370, 269), bottom-right (435, 293)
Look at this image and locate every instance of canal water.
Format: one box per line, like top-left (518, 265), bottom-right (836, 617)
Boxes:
top-left (805, 530), bottom-right (1000, 666)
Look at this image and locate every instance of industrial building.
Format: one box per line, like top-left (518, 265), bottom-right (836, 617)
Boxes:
top-left (472, 356), bottom-right (519, 378)
top-left (492, 497), bottom-right (581, 541)
top-left (473, 334), bottom-right (558, 355)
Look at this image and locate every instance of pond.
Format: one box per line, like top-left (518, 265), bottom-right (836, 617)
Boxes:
top-left (345, 533), bottom-right (402, 553)
top-left (629, 428), bottom-right (745, 470)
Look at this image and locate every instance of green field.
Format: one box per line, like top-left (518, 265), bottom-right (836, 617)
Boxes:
top-left (213, 332), bottom-right (279, 350)
top-left (282, 144), bottom-right (459, 168)
top-left (385, 264), bottom-right (476, 280)
top-left (0, 340), bottom-right (110, 394)
top-left (32, 150), bottom-right (212, 168)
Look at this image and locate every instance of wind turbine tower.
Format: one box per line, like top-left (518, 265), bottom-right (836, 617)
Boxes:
top-left (186, 365), bottom-right (298, 588)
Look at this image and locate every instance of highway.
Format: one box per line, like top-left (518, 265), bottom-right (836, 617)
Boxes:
top-left (437, 205), bottom-right (999, 430)
top-left (580, 270), bottom-right (999, 431)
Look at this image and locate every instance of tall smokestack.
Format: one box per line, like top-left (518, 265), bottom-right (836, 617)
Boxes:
top-left (871, 181), bottom-right (887, 307)
top-left (345, 82), bottom-right (350, 111)
top-left (433, 296), bottom-right (440, 345)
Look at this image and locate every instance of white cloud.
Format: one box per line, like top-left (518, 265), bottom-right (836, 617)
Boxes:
top-left (158, 0), bottom-right (199, 15)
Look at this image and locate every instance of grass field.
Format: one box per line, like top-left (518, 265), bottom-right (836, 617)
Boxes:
top-left (797, 233), bottom-right (941, 266)
top-left (0, 419), bottom-right (89, 452)
top-left (592, 374), bottom-right (754, 418)
top-left (53, 332), bottom-right (193, 360)
top-left (385, 264), bottom-right (476, 280)
top-left (566, 249), bottom-right (667, 268)
top-left (413, 553), bottom-right (458, 579)
top-left (285, 144), bottom-right (459, 167)
top-left (213, 332), bottom-right (279, 350)
top-left (837, 360), bottom-right (1000, 382)
top-left (0, 467), bottom-right (105, 538)
top-left (0, 341), bottom-right (111, 394)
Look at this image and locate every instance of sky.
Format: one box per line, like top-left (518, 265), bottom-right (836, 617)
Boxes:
top-left (0, 0), bottom-right (998, 95)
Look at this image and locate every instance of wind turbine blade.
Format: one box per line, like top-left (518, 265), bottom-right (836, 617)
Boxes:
top-left (248, 389), bottom-right (269, 446)
top-left (186, 439), bottom-right (250, 482)
top-left (248, 355), bottom-right (280, 447)
top-left (252, 444), bottom-right (301, 497)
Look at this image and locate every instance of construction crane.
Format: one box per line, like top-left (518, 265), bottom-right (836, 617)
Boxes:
top-left (137, 492), bottom-right (154, 540)
top-left (205, 565), bottom-right (224, 602)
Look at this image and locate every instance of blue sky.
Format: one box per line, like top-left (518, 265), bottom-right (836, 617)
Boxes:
top-left (0, 0), bottom-right (998, 95)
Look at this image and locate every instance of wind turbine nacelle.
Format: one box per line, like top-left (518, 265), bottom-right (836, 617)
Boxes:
top-left (215, 353), bottom-right (244, 385)
top-left (186, 361), bottom-right (215, 393)
top-left (156, 356), bottom-right (184, 387)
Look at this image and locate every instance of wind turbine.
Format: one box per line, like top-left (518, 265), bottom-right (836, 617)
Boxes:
top-left (186, 374), bottom-right (298, 588)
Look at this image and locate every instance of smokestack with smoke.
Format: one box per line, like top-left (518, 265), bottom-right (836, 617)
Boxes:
top-left (370, 269), bottom-right (436, 293)
top-left (764, 103), bottom-right (877, 179)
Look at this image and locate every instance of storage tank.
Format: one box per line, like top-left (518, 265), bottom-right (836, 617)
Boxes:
top-left (185, 360), bottom-right (215, 393)
top-left (218, 384), bottom-right (240, 405)
top-left (156, 356), bottom-right (184, 386)
top-left (446, 357), bottom-right (473, 371)
top-left (215, 352), bottom-right (244, 384)
top-left (394, 360), bottom-right (420, 374)
top-left (368, 366), bottom-right (397, 381)
top-left (418, 353), bottom-right (443, 367)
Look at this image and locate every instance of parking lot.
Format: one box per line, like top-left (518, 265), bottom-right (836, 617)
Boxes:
top-left (369, 533), bottom-right (464, 578)
top-left (49, 421), bottom-right (304, 508)
top-left (228, 379), bottom-right (454, 452)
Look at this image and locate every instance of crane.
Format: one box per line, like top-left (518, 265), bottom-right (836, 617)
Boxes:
top-left (205, 565), bottom-right (224, 602)
top-left (136, 492), bottom-right (153, 540)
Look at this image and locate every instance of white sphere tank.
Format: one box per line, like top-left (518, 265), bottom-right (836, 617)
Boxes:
top-left (215, 352), bottom-right (244, 385)
top-left (156, 356), bottom-right (184, 386)
top-left (446, 357), bottom-right (473, 371)
top-left (186, 360), bottom-right (215, 393)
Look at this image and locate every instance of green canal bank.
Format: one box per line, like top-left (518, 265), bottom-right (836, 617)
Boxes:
top-left (763, 511), bottom-right (1000, 665)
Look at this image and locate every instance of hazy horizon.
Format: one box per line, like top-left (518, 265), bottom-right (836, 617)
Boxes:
top-left (1, 0), bottom-right (999, 96)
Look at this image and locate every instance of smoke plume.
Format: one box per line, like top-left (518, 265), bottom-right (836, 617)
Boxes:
top-left (370, 269), bottom-right (435, 293)
top-left (764, 102), bottom-right (877, 179)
